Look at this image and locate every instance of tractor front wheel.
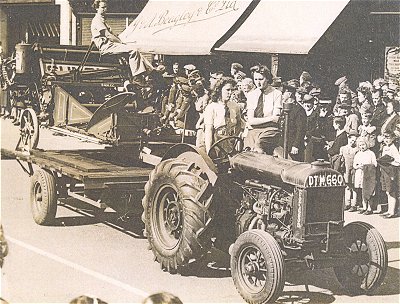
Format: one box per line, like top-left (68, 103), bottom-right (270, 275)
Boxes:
top-left (231, 230), bottom-right (285, 303)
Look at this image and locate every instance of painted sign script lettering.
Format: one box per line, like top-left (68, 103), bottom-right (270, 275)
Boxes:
top-left (128, 1), bottom-right (240, 35)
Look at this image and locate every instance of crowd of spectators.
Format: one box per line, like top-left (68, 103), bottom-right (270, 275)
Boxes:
top-left (155, 61), bottom-right (400, 218)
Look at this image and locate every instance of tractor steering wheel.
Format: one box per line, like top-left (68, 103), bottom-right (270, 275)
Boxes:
top-left (208, 136), bottom-right (244, 164)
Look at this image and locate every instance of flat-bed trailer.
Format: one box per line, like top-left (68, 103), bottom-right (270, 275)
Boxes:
top-left (1, 146), bottom-right (155, 225)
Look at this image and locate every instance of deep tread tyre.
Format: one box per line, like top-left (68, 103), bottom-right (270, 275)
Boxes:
top-left (231, 230), bottom-right (285, 303)
top-left (30, 169), bottom-right (57, 225)
top-left (142, 159), bottom-right (215, 273)
top-left (334, 221), bottom-right (388, 295)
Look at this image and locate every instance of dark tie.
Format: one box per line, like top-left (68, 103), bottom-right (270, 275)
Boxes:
top-left (254, 92), bottom-right (264, 118)
top-left (225, 104), bottom-right (230, 126)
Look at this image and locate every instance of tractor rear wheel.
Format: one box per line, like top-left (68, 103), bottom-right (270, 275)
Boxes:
top-left (30, 168), bottom-right (57, 225)
top-left (334, 221), bottom-right (388, 295)
top-left (231, 230), bottom-right (285, 303)
top-left (142, 158), bottom-right (215, 273)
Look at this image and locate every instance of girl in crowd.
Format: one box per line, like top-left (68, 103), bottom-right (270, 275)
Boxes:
top-left (204, 77), bottom-right (241, 153)
top-left (378, 100), bottom-right (400, 142)
top-left (353, 137), bottom-right (377, 215)
top-left (358, 112), bottom-right (376, 149)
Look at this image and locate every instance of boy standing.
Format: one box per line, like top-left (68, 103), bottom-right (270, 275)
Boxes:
top-left (340, 131), bottom-right (359, 211)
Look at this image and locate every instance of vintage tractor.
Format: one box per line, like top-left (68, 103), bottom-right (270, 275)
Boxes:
top-left (142, 135), bottom-right (388, 303)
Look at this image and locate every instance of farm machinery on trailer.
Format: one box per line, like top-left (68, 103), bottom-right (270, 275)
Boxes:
top-left (1, 42), bottom-right (190, 153)
top-left (1, 43), bottom-right (388, 304)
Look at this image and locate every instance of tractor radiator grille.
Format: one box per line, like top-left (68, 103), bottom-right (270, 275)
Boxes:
top-left (305, 187), bottom-right (344, 224)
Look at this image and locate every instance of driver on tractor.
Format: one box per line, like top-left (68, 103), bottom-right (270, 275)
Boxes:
top-left (204, 77), bottom-right (242, 154)
top-left (91, 0), bottom-right (153, 87)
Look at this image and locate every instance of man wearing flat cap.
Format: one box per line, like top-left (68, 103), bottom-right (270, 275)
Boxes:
top-left (334, 75), bottom-right (356, 106)
top-left (231, 62), bottom-right (244, 78)
top-left (300, 71), bottom-right (312, 86)
top-left (184, 64), bottom-right (196, 77)
top-left (209, 70), bottom-right (224, 90)
top-left (335, 76), bottom-right (348, 88)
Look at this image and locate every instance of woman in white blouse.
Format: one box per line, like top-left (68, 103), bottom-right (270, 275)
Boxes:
top-left (244, 64), bottom-right (282, 154)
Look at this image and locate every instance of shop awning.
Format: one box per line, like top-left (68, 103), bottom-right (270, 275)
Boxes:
top-left (216, 0), bottom-right (350, 54)
top-left (119, 0), bottom-right (253, 55)
top-left (120, 0), bottom-right (349, 55)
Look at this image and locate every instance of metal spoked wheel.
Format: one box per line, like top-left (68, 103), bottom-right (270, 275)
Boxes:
top-left (238, 244), bottom-right (268, 293)
top-left (231, 230), bottom-right (285, 303)
top-left (334, 221), bottom-right (387, 295)
top-left (153, 185), bottom-right (183, 250)
top-left (19, 108), bottom-right (39, 151)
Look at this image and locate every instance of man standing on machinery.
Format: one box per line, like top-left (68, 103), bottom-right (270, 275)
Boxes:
top-left (91, 0), bottom-right (153, 87)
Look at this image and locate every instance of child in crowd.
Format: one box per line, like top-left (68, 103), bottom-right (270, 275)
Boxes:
top-left (342, 104), bottom-right (359, 135)
top-left (340, 131), bottom-right (359, 211)
top-left (379, 132), bottom-right (400, 218)
top-left (327, 116), bottom-right (348, 170)
top-left (353, 137), bottom-right (377, 215)
top-left (358, 113), bottom-right (376, 149)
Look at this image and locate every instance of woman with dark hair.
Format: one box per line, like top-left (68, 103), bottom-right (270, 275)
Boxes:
top-left (244, 64), bottom-right (282, 154)
top-left (204, 77), bottom-right (242, 153)
top-left (91, 0), bottom-right (153, 83)
top-left (378, 99), bottom-right (400, 143)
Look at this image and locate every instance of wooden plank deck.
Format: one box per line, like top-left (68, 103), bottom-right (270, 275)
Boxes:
top-left (1, 148), bottom-right (152, 190)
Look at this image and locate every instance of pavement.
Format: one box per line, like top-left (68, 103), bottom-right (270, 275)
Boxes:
top-left (1, 117), bottom-right (399, 303)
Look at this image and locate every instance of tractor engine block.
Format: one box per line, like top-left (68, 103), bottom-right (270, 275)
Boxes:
top-left (236, 180), bottom-right (293, 237)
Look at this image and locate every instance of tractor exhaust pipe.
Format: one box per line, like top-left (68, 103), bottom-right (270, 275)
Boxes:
top-left (282, 100), bottom-right (293, 159)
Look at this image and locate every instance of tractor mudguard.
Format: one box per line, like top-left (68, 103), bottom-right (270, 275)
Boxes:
top-left (162, 144), bottom-right (218, 186)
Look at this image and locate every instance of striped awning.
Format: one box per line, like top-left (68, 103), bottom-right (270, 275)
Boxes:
top-left (28, 22), bottom-right (60, 38)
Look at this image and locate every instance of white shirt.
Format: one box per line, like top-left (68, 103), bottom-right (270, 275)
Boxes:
top-left (204, 102), bottom-right (226, 129)
top-left (246, 87), bottom-right (282, 118)
top-left (91, 13), bottom-right (112, 49)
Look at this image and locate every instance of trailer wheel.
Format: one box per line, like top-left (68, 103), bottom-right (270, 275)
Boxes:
top-left (19, 108), bottom-right (39, 151)
top-left (142, 158), bottom-right (215, 273)
top-left (334, 221), bottom-right (388, 295)
top-left (30, 169), bottom-right (57, 225)
top-left (231, 230), bottom-right (285, 303)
